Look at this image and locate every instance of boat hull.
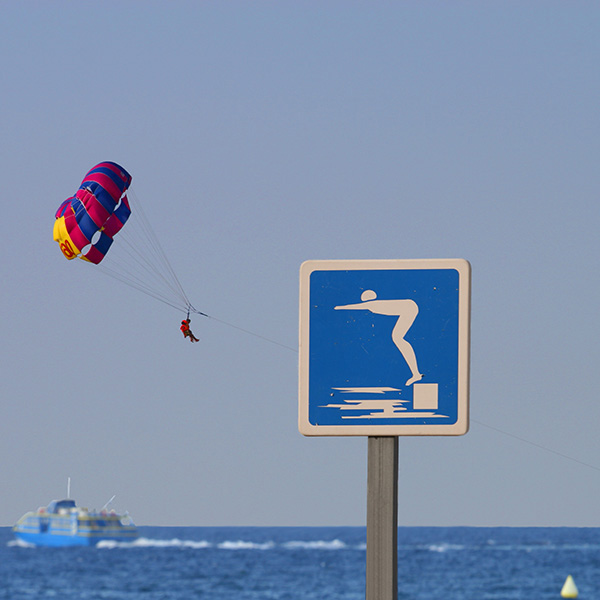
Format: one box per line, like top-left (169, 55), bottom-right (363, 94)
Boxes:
top-left (13, 529), bottom-right (138, 547)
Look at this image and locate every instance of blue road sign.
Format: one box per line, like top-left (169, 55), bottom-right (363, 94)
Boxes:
top-left (299, 259), bottom-right (471, 436)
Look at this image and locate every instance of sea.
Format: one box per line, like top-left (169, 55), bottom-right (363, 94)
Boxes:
top-left (2, 526), bottom-right (599, 599)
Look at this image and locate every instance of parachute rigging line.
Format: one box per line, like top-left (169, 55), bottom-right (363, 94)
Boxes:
top-left (202, 313), bottom-right (297, 353)
top-left (91, 188), bottom-right (196, 314)
top-left (88, 196), bottom-right (291, 350)
top-left (87, 196), bottom-right (293, 350)
top-left (472, 419), bottom-right (600, 473)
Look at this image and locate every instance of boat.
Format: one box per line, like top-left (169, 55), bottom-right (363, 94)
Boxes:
top-left (13, 493), bottom-right (138, 547)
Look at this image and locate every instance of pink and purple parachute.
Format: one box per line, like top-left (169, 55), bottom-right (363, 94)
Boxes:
top-left (53, 162), bottom-right (132, 264)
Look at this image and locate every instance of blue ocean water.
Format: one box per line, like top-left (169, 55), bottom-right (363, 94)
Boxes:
top-left (2, 526), bottom-right (600, 599)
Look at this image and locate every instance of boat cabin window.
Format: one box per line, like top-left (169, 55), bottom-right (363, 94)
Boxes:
top-left (48, 499), bottom-right (77, 513)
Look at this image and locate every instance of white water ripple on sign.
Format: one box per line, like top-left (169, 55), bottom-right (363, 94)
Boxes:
top-left (333, 387), bottom-right (401, 394)
top-left (322, 387), bottom-right (447, 420)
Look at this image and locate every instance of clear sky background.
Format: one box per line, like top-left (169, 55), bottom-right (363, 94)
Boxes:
top-left (1, 1), bottom-right (599, 527)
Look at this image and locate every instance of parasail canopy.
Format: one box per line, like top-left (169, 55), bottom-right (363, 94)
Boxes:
top-left (53, 161), bottom-right (132, 264)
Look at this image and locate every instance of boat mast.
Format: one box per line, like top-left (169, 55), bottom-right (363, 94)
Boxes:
top-left (67, 477), bottom-right (71, 499)
top-left (102, 495), bottom-right (116, 511)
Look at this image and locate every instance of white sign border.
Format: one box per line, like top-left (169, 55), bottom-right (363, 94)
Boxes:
top-left (299, 259), bottom-right (471, 436)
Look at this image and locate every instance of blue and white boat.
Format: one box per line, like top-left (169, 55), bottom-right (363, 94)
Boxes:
top-left (13, 490), bottom-right (138, 547)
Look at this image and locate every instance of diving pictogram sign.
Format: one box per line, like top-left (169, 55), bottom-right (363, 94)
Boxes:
top-left (299, 259), bottom-right (471, 436)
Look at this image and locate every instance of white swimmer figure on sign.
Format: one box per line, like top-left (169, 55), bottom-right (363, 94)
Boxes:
top-left (335, 290), bottom-right (423, 386)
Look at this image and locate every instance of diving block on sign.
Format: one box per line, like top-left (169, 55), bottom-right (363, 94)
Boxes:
top-left (412, 383), bottom-right (438, 410)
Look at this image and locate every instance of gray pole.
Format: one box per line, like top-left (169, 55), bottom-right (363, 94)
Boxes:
top-left (366, 436), bottom-right (398, 600)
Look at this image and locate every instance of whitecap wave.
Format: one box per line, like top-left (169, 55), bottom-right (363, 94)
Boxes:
top-left (97, 537), bottom-right (211, 549)
top-left (425, 543), bottom-right (465, 553)
top-left (136, 538), bottom-right (211, 549)
top-left (95, 537), bottom-right (357, 551)
top-left (283, 539), bottom-right (347, 550)
top-left (217, 540), bottom-right (275, 550)
top-left (7, 539), bottom-right (35, 548)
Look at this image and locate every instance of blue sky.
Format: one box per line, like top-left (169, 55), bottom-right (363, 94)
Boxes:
top-left (1, 1), bottom-right (599, 526)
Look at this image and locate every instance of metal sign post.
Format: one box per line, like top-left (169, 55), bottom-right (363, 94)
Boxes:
top-left (366, 436), bottom-right (398, 600)
top-left (298, 259), bottom-right (471, 600)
